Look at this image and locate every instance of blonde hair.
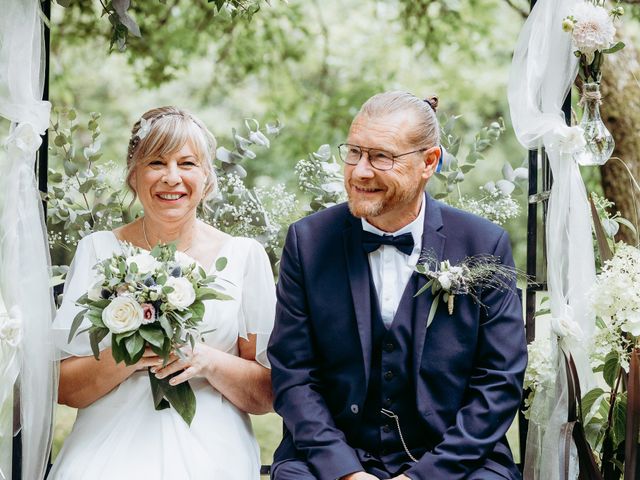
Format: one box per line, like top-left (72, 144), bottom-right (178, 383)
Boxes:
top-left (126, 106), bottom-right (217, 200)
top-left (357, 91), bottom-right (440, 148)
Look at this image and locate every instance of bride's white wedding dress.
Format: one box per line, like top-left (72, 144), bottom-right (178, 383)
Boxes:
top-left (49, 231), bottom-right (275, 480)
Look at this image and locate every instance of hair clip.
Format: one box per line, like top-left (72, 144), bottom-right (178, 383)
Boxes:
top-left (136, 117), bottom-right (153, 140)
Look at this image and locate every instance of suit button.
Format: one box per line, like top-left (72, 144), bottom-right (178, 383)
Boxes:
top-left (363, 452), bottom-right (371, 459)
top-left (382, 397), bottom-right (392, 408)
top-left (384, 370), bottom-right (394, 381)
top-left (350, 404), bottom-right (359, 414)
top-left (383, 342), bottom-right (395, 352)
top-left (382, 424), bottom-right (392, 433)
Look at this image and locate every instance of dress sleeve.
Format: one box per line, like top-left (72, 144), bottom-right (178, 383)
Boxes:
top-left (236, 238), bottom-right (276, 368)
top-left (52, 234), bottom-right (112, 359)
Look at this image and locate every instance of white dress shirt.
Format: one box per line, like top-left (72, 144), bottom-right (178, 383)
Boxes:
top-left (361, 195), bottom-right (426, 328)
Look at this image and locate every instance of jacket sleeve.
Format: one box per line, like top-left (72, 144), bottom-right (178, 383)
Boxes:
top-left (405, 231), bottom-right (527, 480)
top-left (268, 224), bottom-right (363, 480)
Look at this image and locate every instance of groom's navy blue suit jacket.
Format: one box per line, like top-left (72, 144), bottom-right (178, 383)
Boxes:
top-left (268, 195), bottom-right (527, 480)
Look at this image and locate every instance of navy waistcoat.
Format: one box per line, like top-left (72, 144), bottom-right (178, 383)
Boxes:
top-left (350, 271), bottom-right (431, 472)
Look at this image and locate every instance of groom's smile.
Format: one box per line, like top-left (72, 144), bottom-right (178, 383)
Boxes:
top-left (343, 111), bottom-right (438, 232)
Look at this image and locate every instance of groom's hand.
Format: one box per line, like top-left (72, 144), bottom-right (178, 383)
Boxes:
top-left (390, 475), bottom-right (410, 480)
top-left (340, 473), bottom-right (379, 480)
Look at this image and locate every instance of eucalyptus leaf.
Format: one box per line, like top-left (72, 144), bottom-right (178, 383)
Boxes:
top-left (68, 309), bottom-right (88, 343)
top-left (215, 257), bottom-right (228, 271)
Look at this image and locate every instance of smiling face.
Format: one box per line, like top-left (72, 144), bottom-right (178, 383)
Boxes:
top-left (344, 111), bottom-right (440, 230)
top-left (130, 141), bottom-right (206, 223)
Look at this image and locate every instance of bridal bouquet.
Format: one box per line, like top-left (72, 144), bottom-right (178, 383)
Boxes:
top-left (68, 242), bottom-right (231, 425)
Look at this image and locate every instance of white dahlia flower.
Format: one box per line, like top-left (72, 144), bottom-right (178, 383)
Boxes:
top-left (570, 3), bottom-right (616, 63)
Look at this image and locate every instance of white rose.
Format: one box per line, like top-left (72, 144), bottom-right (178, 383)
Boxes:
top-left (438, 272), bottom-right (453, 291)
top-left (0, 306), bottom-right (22, 348)
top-left (88, 275), bottom-right (106, 301)
top-left (126, 253), bottom-right (160, 275)
top-left (102, 296), bottom-right (143, 333)
top-left (174, 251), bottom-right (196, 270)
top-left (165, 277), bottom-right (196, 310)
top-left (4, 122), bottom-right (43, 157)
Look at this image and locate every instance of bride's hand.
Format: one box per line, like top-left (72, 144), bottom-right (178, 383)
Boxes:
top-left (151, 343), bottom-right (217, 385)
top-left (132, 347), bottom-right (165, 372)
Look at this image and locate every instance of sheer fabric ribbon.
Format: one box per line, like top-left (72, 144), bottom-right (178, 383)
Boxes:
top-left (0, 1), bottom-right (56, 479)
top-left (508, 0), bottom-right (597, 478)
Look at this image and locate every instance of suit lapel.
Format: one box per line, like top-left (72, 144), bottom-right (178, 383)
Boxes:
top-left (343, 217), bottom-right (373, 389)
top-left (413, 195), bottom-right (446, 381)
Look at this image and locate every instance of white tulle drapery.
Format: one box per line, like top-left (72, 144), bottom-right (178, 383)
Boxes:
top-left (508, 0), bottom-right (597, 478)
top-left (0, 1), bottom-right (56, 479)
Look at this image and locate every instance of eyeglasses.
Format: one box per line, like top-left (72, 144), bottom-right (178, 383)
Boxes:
top-left (337, 143), bottom-right (428, 171)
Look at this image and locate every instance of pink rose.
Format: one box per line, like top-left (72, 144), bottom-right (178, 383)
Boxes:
top-left (141, 303), bottom-right (156, 324)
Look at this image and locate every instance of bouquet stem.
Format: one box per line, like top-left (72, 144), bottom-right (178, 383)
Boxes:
top-left (147, 368), bottom-right (196, 426)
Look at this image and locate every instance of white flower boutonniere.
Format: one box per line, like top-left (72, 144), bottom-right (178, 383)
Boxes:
top-left (414, 252), bottom-right (519, 327)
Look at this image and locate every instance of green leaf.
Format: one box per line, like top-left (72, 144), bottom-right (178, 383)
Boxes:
top-left (459, 164), bottom-right (475, 173)
top-left (89, 328), bottom-right (108, 360)
top-left (414, 279), bottom-right (434, 298)
top-left (124, 332), bottom-right (145, 361)
top-left (615, 217), bottom-right (638, 236)
top-left (114, 330), bottom-right (136, 345)
top-left (434, 172), bottom-right (447, 183)
top-left (582, 387), bottom-right (605, 420)
top-left (68, 309), bottom-right (88, 342)
top-left (63, 160), bottom-right (78, 176)
top-left (198, 266), bottom-right (207, 279)
top-left (612, 394), bottom-right (627, 448)
top-left (189, 300), bottom-right (205, 320)
top-left (426, 292), bottom-right (441, 328)
top-left (54, 134), bottom-right (67, 147)
top-left (215, 257), bottom-right (228, 271)
top-left (78, 179), bottom-right (96, 194)
top-left (87, 310), bottom-right (106, 328)
top-left (148, 370), bottom-right (171, 410)
top-left (160, 373), bottom-right (197, 425)
top-left (602, 41), bottom-right (625, 54)
top-left (158, 314), bottom-right (173, 338)
top-left (111, 339), bottom-right (126, 363)
top-left (139, 325), bottom-right (165, 348)
top-left (603, 352), bottom-right (620, 389)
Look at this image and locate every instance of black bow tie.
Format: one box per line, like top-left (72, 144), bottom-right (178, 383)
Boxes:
top-left (362, 231), bottom-right (414, 256)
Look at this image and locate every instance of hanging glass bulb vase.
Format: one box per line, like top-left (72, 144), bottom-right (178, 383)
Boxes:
top-left (576, 82), bottom-right (615, 166)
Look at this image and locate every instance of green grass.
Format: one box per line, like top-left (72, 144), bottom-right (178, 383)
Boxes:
top-left (54, 406), bottom-right (520, 465)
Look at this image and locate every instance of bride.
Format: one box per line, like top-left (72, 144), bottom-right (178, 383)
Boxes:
top-left (49, 107), bottom-right (275, 479)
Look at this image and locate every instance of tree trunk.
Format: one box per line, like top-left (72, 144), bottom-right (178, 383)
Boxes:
top-left (599, 37), bottom-right (640, 244)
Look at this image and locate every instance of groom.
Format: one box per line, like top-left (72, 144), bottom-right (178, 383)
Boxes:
top-left (268, 91), bottom-right (527, 480)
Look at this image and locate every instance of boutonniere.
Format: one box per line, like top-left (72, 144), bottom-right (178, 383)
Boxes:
top-left (414, 252), bottom-right (519, 327)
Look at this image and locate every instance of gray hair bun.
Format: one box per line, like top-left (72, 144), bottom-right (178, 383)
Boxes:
top-left (424, 96), bottom-right (438, 112)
